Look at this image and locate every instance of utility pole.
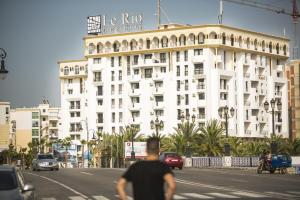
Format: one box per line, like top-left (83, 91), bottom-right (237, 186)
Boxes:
top-left (157, 0), bottom-right (161, 28)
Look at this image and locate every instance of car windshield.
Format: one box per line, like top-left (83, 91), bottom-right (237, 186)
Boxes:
top-left (38, 155), bottom-right (54, 159)
top-left (0, 171), bottom-right (17, 190)
top-left (166, 153), bottom-right (178, 157)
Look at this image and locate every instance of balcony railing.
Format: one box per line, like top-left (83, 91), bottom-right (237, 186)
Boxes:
top-left (197, 84), bottom-right (205, 89)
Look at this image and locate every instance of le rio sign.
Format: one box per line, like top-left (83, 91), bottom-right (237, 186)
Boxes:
top-left (87, 12), bottom-right (143, 35)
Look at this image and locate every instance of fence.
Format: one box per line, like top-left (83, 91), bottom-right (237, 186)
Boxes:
top-left (191, 157), bottom-right (259, 168)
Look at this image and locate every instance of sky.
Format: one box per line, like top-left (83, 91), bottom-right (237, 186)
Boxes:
top-left (0, 0), bottom-right (299, 108)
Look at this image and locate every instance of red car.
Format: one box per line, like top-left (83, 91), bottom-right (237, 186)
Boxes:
top-left (159, 152), bottom-right (183, 170)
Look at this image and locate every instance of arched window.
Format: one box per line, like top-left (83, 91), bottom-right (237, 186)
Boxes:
top-left (222, 33), bottom-right (226, 45)
top-left (161, 37), bottom-right (168, 47)
top-left (254, 39), bottom-right (258, 50)
top-left (96, 43), bottom-right (103, 53)
top-left (283, 45), bottom-right (287, 55)
top-left (209, 31), bottom-right (217, 39)
top-left (88, 43), bottom-right (95, 54)
top-left (179, 35), bottom-right (186, 46)
top-left (170, 35), bottom-right (177, 47)
top-left (113, 42), bottom-right (120, 52)
top-left (130, 40), bottom-right (137, 50)
top-left (276, 43), bottom-right (279, 54)
top-left (269, 42), bottom-right (272, 53)
top-left (246, 38), bottom-right (250, 49)
top-left (153, 37), bottom-right (159, 48)
top-left (64, 66), bottom-right (69, 75)
top-left (198, 33), bottom-right (205, 44)
top-left (138, 39), bottom-right (144, 49)
top-left (238, 36), bottom-right (242, 47)
top-left (122, 40), bottom-right (128, 51)
top-left (189, 33), bottom-right (195, 45)
top-left (75, 65), bottom-right (79, 74)
top-left (230, 34), bottom-right (234, 46)
top-left (262, 40), bottom-right (265, 52)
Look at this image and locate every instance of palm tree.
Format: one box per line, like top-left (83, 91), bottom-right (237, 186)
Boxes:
top-left (173, 121), bottom-right (199, 156)
top-left (288, 138), bottom-right (300, 156)
top-left (227, 137), bottom-right (243, 156)
top-left (241, 140), bottom-right (265, 156)
top-left (198, 119), bottom-right (224, 156)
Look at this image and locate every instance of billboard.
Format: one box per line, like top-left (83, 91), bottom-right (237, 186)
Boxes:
top-left (52, 143), bottom-right (78, 163)
top-left (124, 142), bottom-right (146, 159)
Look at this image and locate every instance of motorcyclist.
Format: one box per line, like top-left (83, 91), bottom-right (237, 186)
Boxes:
top-left (259, 150), bottom-right (267, 166)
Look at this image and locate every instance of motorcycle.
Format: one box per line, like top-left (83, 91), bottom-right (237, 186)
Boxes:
top-left (257, 159), bottom-right (275, 174)
top-left (257, 154), bottom-right (291, 174)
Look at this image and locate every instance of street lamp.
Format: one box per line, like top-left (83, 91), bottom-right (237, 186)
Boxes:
top-left (150, 116), bottom-right (164, 137)
top-left (218, 105), bottom-right (235, 156)
top-left (80, 118), bottom-right (96, 168)
top-left (264, 98), bottom-right (282, 154)
top-left (180, 113), bottom-right (196, 157)
top-left (130, 124), bottom-right (136, 160)
top-left (0, 48), bottom-right (9, 80)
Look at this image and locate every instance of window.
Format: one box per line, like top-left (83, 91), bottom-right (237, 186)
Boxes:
top-left (68, 89), bottom-right (73, 95)
top-left (177, 109), bottom-right (182, 120)
top-left (118, 70), bottom-right (122, 80)
top-left (176, 51), bottom-right (180, 62)
top-left (32, 129), bottom-right (39, 136)
top-left (42, 117), bottom-right (46, 121)
top-left (161, 37), bottom-right (168, 47)
top-left (111, 71), bottom-right (115, 81)
top-left (198, 93), bottom-right (205, 100)
top-left (68, 79), bottom-right (72, 84)
top-left (94, 72), bottom-right (101, 82)
top-left (177, 95), bottom-right (181, 105)
top-left (198, 33), bottom-right (205, 44)
top-left (119, 99), bottom-right (123, 108)
top-left (111, 85), bottom-right (115, 95)
top-left (93, 58), bottom-right (101, 64)
top-left (97, 113), bottom-right (103, 123)
top-left (64, 67), bottom-right (69, 75)
top-left (155, 110), bottom-right (164, 116)
top-left (118, 56), bottom-right (122, 66)
top-left (131, 83), bottom-right (139, 89)
top-left (194, 63), bottom-right (204, 75)
top-left (146, 39), bottom-right (151, 49)
top-left (75, 66), bottom-right (79, 74)
top-left (184, 51), bottom-right (188, 61)
top-left (160, 53), bottom-right (166, 63)
top-left (145, 68), bottom-right (153, 78)
top-left (5, 107), bottom-right (9, 114)
top-left (184, 65), bottom-right (188, 76)
top-left (134, 69), bottom-right (139, 75)
top-left (127, 66), bottom-right (131, 75)
top-left (98, 99), bottom-right (103, 106)
top-left (185, 80), bottom-right (189, 90)
top-left (111, 57), bottom-right (115, 67)
top-left (133, 55), bottom-right (139, 65)
top-left (176, 66), bottom-right (180, 76)
top-left (119, 112), bottom-right (123, 122)
top-left (32, 112), bottom-right (39, 119)
top-left (32, 121), bottom-right (39, 128)
top-left (97, 86), bottom-right (103, 96)
top-left (177, 80), bottom-right (181, 91)
top-left (185, 94), bottom-right (189, 105)
top-left (127, 56), bottom-right (130, 67)
top-left (161, 67), bottom-right (166, 73)
top-left (194, 49), bottom-right (203, 56)
top-left (118, 84), bottom-right (123, 94)
top-left (111, 99), bottom-right (115, 109)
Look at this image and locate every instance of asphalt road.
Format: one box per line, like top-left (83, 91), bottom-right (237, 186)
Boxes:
top-left (23, 167), bottom-right (300, 200)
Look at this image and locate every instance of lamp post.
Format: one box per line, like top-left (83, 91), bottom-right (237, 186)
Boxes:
top-left (130, 124), bottom-right (136, 160)
top-left (180, 113), bottom-right (196, 157)
top-left (218, 105), bottom-right (235, 156)
top-left (150, 116), bottom-right (164, 137)
top-left (0, 48), bottom-right (9, 80)
top-left (264, 98), bottom-right (282, 154)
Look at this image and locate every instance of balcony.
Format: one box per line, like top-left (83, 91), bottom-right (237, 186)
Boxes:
top-left (274, 91), bottom-right (282, 97)
top-left (153, 87), bottom-right (164, 95)
top-left (138, 59), bottom-right (168, 68)
top-left (129, 88), bottom-right (141, 96)
top-left (243, 73), bottom-right (250, 79)
top-left (197, 83), bottom-right (205, 91)
top-left (192, 55), bottom-right (205, 63)
top-left (260, 130), bottom-right (268, 137)
top-left (129, 103), bottom-right (141, 111)
top-left (69, 106), bottom-right (80, 110)
top-left (153, 101), bottom-right (164, 109)
top-left (244, 101), bottom-right (250, 107)
top-left (220, 85), bottom-right (229, 93)
top-left (197, 114), bottom-right (205, 120)
top-left (152, 73), bottom-right (165, 81)
top-left (259, 75), bottom-right (265, 80)
top-left (244, 130), bottom-right (251, 136)
top-left (96, 119), bottom-right (103, 124)
top-left (96, 91), bottom-right (103, 97)
top-left (128, 74), bottom-right (141, 82)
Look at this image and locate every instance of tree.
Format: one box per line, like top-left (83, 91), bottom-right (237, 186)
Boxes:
top-left (227, 137), bottom-right (243, 156)
top-left (288, 138), bottom-right (300, 156)
top-left (198, 119), bottom-right (224, 156)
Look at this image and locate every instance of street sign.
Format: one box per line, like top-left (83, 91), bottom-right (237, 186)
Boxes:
top-left (124, 142), bottom-right (146, 159)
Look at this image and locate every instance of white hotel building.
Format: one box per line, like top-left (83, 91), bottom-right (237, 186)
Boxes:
top-left (58, 23), bottom-right (289, 143)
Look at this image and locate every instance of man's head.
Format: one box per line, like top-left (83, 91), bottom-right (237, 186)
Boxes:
top-left (146, 137), bottom-right (160, 155)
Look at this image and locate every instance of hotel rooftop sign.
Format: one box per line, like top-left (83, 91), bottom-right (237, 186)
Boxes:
top-left (87, 13), bottom-right (143, 35)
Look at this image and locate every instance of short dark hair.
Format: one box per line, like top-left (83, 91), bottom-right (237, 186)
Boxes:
top-left (146, 137), bottom-right (160, 155)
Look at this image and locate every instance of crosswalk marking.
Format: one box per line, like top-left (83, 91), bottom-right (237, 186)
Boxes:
top-left (69, 196), bottom-right (86, 200)
top-left (265, 191), bottom-right (299, 198)
top-left (181, 193), bottom-right (214, 199)
top-left (231, 191), bottom-right (267, 198)
top-left (92, 195), bottom-right (110, 200)
top-left (173, 194), bottom-right (187, 199)
top-left (208, 192), bottom-right (239, 198)
top-left (115, 195), bottom-right (133, 200)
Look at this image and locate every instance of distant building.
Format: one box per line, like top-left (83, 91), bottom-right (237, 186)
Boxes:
top-left (58, 23), bottom-right (290, 146)
top-left (285, 60), bottom-right (300, 140)
top-left (10, 101), bottom-right (61, 151)
top-left (0, 102), bottom-right (10, 152)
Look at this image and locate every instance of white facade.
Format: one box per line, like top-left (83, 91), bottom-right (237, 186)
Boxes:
top-left (59, 24), bottom-right (289, 144)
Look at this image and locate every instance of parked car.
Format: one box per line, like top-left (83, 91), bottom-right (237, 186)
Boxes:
top-left (32, 154), bottom-right (59, 171)
top-left (0, 165), bottom-right (36, 200)
top-left (159, 152), bottom-right (183, 170)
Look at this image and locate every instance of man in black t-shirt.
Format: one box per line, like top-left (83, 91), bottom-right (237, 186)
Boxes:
top-left (117, 137), bottom-right (176, 200)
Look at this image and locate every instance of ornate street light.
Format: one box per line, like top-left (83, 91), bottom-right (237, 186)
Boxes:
top-left (130, 124), bottom-right (136, 160)
top-left (218, 105), bottom-right (235, 156)
top-left (150, 116), bottom-right (164, 137)
top-left (264, 98), bottom-right (282, 154)
top-left (0, 48), bottom-right (9, 80)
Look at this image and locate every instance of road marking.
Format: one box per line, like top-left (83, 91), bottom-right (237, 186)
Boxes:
top-left (80, 172), bottom-right (93, 175)
top-left (173, 194), bottom-right (187, 199)
top-left (41, 198), bottom-right (56, 200)
top-left (69, 196), bottom-right (86, 200)
top-left (25, 172), bottom-right (88, 199)
top-left (265, 191), bottom-right (299, 198)
top-left (92, 195), bottom-right (110, 200)
top-left (115, 195), bottom-right (133, 200)
top-left (231, 191), bottom-right (267, 198)
top-left (287, 191), bottom-right (300, 195)
top-left (208, 193), bottom-right (239, 198)
top-left (181, 193), bottom-right (214, 199)
top-left (230, 178), bottom-right (248, 183)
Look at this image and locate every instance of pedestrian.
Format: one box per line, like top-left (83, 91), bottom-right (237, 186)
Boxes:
top-left (116, 137), bottom-right (176, 200)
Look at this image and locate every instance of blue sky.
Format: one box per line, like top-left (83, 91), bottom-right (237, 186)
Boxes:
top-left (0, 0), bottom-right (299, 108)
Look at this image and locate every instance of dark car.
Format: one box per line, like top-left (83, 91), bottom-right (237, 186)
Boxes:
top-left (32, 154), bottom-right (59, 171)
top-left (0, 165), bottom-right (36, 200)
top-left (159, 152), bottom-right (183, 170)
